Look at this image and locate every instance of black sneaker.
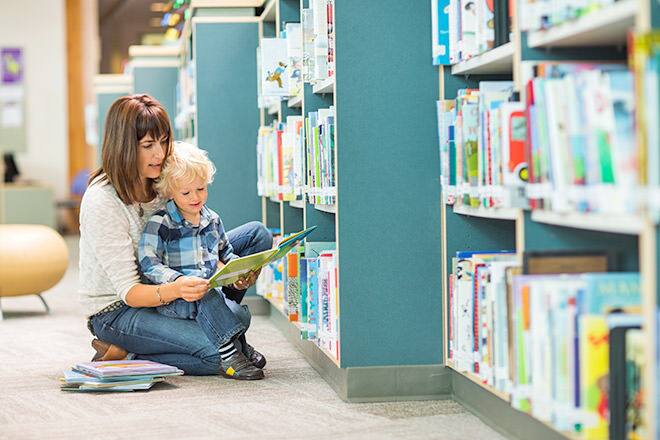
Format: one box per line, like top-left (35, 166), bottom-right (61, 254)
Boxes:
top-left (246, 344), bottom-right (267, 369)
top-left (220, 351), bottom-right (264, 380)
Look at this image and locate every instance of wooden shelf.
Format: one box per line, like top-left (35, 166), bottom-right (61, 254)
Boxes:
top-left (453, 205), bottom-right (521, 221)
top-left (259, 0), bottom-right (276, 22)
top-left (446, 362), bottom-right (511, 403)
top-left (530, 210), bottom-right (644, 235)
top-left (527, 0), bottom-right (636, 48)
top-left (451, 42), bottom-right (514, 75)
top-left (288, 94), bottom-right (302, 108)
top-left (267, 102), bottom-right (280, 115)
top-left (313, 76), bottom-right (335, 94)
top-left (289, 200), bottom-right (304, 209)
top-left (314, 203), bottom-right (336, 214)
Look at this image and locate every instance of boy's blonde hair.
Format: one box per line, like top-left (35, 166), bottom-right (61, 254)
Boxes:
top-left (155, 141), bottom-right (216, 197)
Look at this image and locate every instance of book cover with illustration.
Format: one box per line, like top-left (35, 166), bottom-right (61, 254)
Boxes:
top-left (261, 38), bottom-right (289, 97)
top-left (285, 23), bottom-right (303, 97)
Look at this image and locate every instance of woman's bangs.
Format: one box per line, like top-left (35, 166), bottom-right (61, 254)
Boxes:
top-left (136, 106), bottom-right (171, 142)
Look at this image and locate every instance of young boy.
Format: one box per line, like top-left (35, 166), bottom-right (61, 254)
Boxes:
top-left (138, 141), bottom-right (269, 380)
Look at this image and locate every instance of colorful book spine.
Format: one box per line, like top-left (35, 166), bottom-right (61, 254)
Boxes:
top-left (286, 251), bottom-right (299, 321)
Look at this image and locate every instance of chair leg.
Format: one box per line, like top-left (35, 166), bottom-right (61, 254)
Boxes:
top-left (37, 294), bottom-right (51, 314)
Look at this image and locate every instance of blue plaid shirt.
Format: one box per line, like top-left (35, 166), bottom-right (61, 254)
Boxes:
top-left (138, 199), bottom-right (237, 284)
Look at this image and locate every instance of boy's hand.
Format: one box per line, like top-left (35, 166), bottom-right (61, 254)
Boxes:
top-left (231, 268), bottom-right (261, 290)
top-left (176, 276), bottom-right (210, 302)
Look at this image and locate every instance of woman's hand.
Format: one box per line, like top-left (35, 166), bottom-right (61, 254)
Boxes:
top-left (175, 276), bottom-right (210, 302)
top-left (231, 268), bottom-right (261, 290)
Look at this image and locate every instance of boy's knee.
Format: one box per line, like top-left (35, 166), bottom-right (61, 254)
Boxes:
top-left (250, 221), bottom-right (273, 250)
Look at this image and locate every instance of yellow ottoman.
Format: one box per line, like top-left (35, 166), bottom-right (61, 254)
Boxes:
top-left (0, 225), bottom-right (68, 318)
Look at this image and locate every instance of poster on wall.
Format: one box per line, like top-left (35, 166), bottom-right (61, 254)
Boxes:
top-left (0, 47), bottom-right (25, 128)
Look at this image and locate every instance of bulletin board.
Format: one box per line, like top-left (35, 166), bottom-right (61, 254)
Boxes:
top-left (0, 47), bottom-right (26, 153)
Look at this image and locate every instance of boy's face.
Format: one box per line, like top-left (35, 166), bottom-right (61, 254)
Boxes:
top-left (171, 175), bottom-right (208, 220)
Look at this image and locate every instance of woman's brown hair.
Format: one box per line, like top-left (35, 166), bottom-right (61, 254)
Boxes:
top-left (88, 94), bottom-right (173, 205)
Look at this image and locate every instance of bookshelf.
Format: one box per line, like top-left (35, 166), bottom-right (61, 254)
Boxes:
top-left (438, 1), bottom-right (659, 439)
top-left (250, 0), bottom-right (446, 400)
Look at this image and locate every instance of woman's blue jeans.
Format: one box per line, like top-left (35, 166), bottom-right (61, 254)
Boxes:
top-left (89, 221), bottom-right (273, 375)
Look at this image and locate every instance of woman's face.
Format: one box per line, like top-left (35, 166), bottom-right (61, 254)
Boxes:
top-left (137, 133), bottom-right (168, 183)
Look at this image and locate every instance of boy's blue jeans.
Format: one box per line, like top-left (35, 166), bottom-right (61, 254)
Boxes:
top-left (89, 221), bottom-right (273, 375)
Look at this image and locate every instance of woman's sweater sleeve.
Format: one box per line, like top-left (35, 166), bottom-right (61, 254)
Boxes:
top-left (80, 187), bottom-right (142, 302)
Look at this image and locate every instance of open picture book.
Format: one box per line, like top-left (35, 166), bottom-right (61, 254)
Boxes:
top-left (209, 225), bottom-right (317, 289)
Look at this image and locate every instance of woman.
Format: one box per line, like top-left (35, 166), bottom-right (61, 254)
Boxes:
top-left (79, 94), bottom-right (272, 379)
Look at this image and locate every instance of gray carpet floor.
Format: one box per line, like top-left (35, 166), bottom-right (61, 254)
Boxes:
top-left (0, 236), bottom-right (506, 440)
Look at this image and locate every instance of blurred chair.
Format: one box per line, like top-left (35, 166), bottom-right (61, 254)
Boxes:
top-left (0, 224), bottom-right (68, 319)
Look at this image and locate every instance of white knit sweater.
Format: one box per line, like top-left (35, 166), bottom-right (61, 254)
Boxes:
top-left (78, 178), bottom-right (165, 317)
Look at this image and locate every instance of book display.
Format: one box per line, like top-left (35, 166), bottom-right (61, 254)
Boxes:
top-left (438, 0), bottom-right (660, 438)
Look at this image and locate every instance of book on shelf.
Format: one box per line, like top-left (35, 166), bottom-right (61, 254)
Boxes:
top-left (257, 116), bottom-right (305, 201)
top-left (448, 249), bottom-right (643, 437)
top-left (261, 38), bottom-right (289, 97)
top-left (327, 0), bottom-right (335, 77)
top-left (524, 62), bottom-right (638, 215)
top-left (285, 22), bottom-right (303, 98)
top-left (607, 313), bottom-right (643, 440)
top-left (632, 32), bottom-right (660, 222)
top-left (305, 107), bottom-right (336, 205)
top-left (301, 1), bottom-right (334, 84)
top-left (437, 82), bottom-right (527, 209)
top-left (432, 0), bottom-right (511, 65)
top-left (209, 225), bottom-right (317, 289)
top-left (256, 241), bottom-right (338, 360)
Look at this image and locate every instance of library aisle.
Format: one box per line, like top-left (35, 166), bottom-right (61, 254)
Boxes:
top-left (0, 237), bottom-right (504, 440)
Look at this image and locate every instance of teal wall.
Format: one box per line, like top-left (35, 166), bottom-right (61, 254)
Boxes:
top-left (133, 66), bottom-right (178, 131)
top-left (335, 1), bottom-right (443, 367)
top-left (195, 22), bottom-right (261, 231)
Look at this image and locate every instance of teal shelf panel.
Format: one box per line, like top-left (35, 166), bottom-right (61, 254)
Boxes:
top-left (334, 0), bottom-right (443, 367)
top-left (281, 101), bottom-right (301, 119)
top-left (263, 21), bottom-right (276, 38)
top-left (195, 21), bottom-right (261, 230)
top-left (133, 66), bottom-right (178, 130)
top-left (96, 92), bottom-right (126, 166)
top-left (279, 0), bottom-right (299, 23)
top-left (441, 70), bottom-right (511, 99)
top-left (281, 201), bottom-right (303, 235)
top-left (266, 198), bottom-right (281, 230)
top-left (304, 201), bottom-right (335, 242)
top-left (303, 82), bottom-right (332, 111)
top-left (523, 212), bottom-right (639, 271)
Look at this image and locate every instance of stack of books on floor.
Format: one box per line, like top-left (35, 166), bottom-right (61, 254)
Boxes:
top-left (60, 360), bottom-right (183, 392)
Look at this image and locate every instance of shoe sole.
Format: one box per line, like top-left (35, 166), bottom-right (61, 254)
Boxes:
top-left (219, 370), bottom-right (265, 380)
